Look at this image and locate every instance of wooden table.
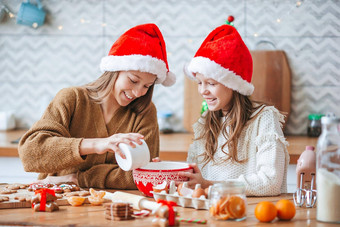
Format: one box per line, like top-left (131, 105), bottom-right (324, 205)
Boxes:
top-left (0, 130), bottom-right (318, 164)
top-left (0, 190), bottom-right (330, 226)
top-left (0, 129), bottom-right (26, 156)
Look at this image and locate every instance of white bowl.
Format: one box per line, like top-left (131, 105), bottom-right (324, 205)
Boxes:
top-left (115, 139), bottom-right (150, 171)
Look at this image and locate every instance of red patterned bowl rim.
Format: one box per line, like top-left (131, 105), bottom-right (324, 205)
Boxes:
top-left (134, 166), bottom-right (192, 173)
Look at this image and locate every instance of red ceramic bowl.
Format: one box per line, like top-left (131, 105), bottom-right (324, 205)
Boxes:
top-left (132, 161), bottom-right (193, 197)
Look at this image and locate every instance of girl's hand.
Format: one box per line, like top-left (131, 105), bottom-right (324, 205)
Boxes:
top-left (98, 133), bottom-right (144, 158)
top-left (152, 157), bottom-right (161, 162)
top-left (177, 163), bottom-right (212, 189)
top-left (80, 133), bottom-right (144, 159)
top-left (34, 174), bottom-right (78, 185)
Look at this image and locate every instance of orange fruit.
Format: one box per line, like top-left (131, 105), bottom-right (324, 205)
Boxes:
top-left (275, 199), bottom-right (296, 220)
top-left (254, 201), bottom-right (277, 222)
top-left (210, 197), bottom-right (231, 220)
top-left (217, 212), bottom-right (230, 220)
top-left (215, 197), bottom-right (227, 215)
top-left (67, 196), bottom-right (86, 206)
top-left (209, 206), bottom-right (216, 216)
top-left (89, 188), bottom-right (105, 198)
top-left (226, 196), bottom-right (246, 219)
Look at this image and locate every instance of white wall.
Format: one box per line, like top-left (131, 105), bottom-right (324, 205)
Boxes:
top-left (0, 0), bottom-right (339, 134)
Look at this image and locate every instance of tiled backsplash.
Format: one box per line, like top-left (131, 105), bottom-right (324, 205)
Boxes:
top-left (1, 0), bottom-right (339, 134)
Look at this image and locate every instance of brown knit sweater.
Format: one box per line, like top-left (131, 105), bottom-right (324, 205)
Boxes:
top-left (18, 87), bottom-right (159, 189)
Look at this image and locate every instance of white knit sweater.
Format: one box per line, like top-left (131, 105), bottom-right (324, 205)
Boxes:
top-left (187, 106), bottom-right (289, 196)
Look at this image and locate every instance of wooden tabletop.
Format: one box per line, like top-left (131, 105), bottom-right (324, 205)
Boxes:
top-left (0, 130), bottom-right (318, 164)
top-left (0, 190), bottom-right (327, 226)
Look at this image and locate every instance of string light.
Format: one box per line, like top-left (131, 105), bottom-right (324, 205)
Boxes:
top-left (1, 0), bottom-right (306, 34)
top-left (1, 3), bottom-right (118, 31)
top-left (1, 5), bottom-right (15, 18)
top-left (252, 0), bottom-right (306, 38)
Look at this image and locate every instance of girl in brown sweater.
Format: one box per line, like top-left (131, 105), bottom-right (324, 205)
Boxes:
top-left (18, 23), bottom-right (176, 189)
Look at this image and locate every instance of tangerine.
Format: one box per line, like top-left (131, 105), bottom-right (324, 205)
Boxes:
top-left (226, 196), bottom-right (246, 219)
top-left (275, 199), bottom-right (296, 220)
top-left (67, 196), bottom-right (85, 206)
top-left (89, 188), bottom-right (105, 198)
top-left (254, 201), bottom-right (277, 222)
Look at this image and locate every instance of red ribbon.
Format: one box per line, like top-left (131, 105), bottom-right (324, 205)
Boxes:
top-left (157, 199), bottom-right (177, 226)
top-left (34, 188), bottom-right (56, 211)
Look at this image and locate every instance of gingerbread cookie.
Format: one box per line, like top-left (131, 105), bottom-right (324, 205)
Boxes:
top-left (5, 183), bottom-right (29, 190)
top-left (64, 190), bottom-right (90, 197)
top-left (0, 188), bottom-right (17, 194)
top-left (14, 196), bottom-right (31, 202)
top-left (105, 214), bottom-right (135, 221)
top-left (33, 201), bottom-right (59, 212)
top-left (28, 182), bottom-right (81, 194)
top-left (0, 196), bottom-right (9, 202)
top-left (58, 183), bottom-right (80, 193)
top-left (31, 193), bottom-right (58, 204)
top-left (152, 205), bottom-right (179, 227)
top-left (28, 183), bottom-right (55, 192)
top-left (104, 202), bottom-right (135, 221)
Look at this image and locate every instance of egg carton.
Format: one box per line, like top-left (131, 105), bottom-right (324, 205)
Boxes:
top-left (152, 181), bottom-right (212, 210)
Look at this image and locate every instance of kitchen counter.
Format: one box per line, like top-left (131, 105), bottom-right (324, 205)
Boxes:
top-left (0, 130), bottom-right (318, 164)
top-left (159, 133), bottom-right (318, 164)
top-left (0, 190), bottom-right (326, 226)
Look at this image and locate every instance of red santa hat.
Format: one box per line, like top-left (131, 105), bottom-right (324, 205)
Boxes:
top-left (185, 24), bottom-right (254, 95)
top-left (100, 23), bottom-right (176, 87)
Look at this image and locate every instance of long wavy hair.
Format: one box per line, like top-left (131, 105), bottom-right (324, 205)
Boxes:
top-left (83, 71), bottom-right (154, 114)
top-left (197, 91), bottom-right (264, 167)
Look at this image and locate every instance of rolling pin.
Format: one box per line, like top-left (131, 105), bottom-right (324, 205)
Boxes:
top-left (104, 191), bottom-right (161, 211)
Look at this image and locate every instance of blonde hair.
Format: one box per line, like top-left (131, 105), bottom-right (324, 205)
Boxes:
top-left (197, 92), bottom-right (264, 167)
top-left (84, 71), bottom-right (154, 114)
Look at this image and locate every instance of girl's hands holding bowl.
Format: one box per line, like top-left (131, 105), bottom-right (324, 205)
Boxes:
top-left (177, 163), bottom-right (212, 189)
top-left (152, 157), bottom-right (161, 162)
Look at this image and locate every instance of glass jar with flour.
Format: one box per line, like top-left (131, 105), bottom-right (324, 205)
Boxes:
top-left (316, 114), bottom-right (340, 223)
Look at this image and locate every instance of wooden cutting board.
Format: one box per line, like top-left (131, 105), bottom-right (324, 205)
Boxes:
top-left (183, 50), bottom-right (291, 132)
top-left (0, 184), bottom-right (98, 209)
top-left (0, 188), bottom-right (71, 209)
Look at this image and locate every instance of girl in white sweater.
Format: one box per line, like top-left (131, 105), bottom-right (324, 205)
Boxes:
top-left (181, 24), bottom-right (289, 196)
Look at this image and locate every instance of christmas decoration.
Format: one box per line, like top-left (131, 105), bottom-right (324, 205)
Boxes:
top-left (226, 15), bottom-right (234, 26)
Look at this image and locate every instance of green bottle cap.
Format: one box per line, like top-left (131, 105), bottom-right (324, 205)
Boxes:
top-left (308, 114), bottom-right (324, 120)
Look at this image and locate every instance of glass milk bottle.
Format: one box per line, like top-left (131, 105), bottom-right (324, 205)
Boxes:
top-left (316, 114), bottom-right (340, 223)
